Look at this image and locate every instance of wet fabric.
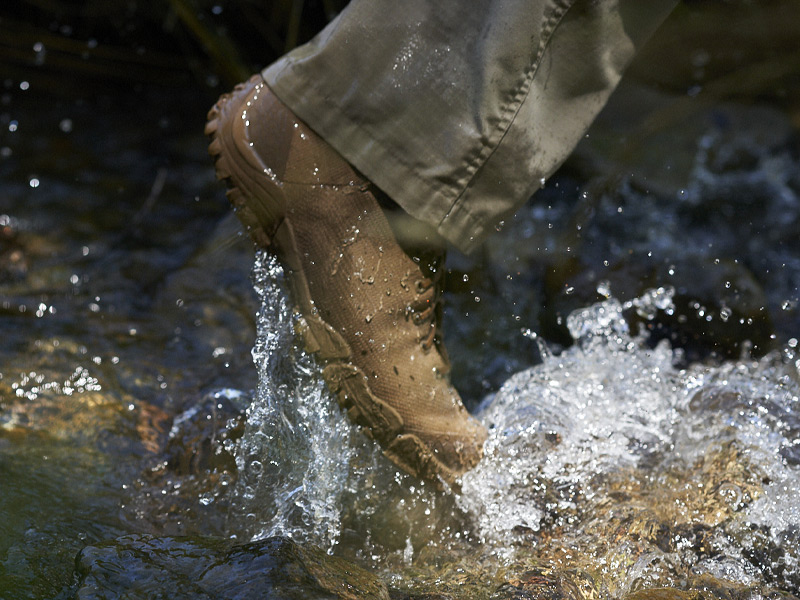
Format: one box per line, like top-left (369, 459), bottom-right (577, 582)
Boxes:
top-left (263, 0), bottom-right (677, 253)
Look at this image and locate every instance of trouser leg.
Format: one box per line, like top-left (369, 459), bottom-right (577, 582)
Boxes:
top-left (263, 0), bottom-right (677, 253)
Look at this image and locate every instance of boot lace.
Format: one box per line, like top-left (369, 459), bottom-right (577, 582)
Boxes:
top-left (408, 253), bottom-right (446, 354)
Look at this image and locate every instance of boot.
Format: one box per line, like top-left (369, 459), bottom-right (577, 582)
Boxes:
top-left (205, 75), bottom-right (486, 487)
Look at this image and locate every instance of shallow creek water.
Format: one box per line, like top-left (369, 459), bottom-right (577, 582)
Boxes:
top-left (2, 4), bottom-right (800, 598)
top-left (226, 253), bottom-right (800, 599)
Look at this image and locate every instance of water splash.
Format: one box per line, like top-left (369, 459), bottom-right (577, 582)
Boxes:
top-left (227, 251), bottom-right (360, 550)
top-left (457, 293), bottom-right (800, 593)
top-left (228, 251), bottom-right (453, 559)
top-left (459, 297), bottom-right (682, 545)
top-left (231, 259), bottom-right (800, 592)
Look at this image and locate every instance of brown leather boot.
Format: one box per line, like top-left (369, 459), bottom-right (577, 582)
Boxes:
top-left (205, 75), bottom-right (486, 487)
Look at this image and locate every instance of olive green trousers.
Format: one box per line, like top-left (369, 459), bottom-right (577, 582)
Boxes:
top-left (263, 0), bottom-right (677, 253)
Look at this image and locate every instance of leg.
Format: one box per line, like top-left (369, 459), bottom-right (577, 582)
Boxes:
top-left (206, 81), bottom-right (485, 488)
top-left (263, 0), bottom-right (677, 253)
top-left (206, 0), bottom-right (677, 486)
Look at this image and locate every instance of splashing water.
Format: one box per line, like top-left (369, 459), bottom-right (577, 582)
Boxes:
top-left (233, 251), bottom-right (800, 593)
top-left (227, 251), bottom-right (363, 550)
top-left (228, 251), bottom-right (452, 558)
top-left (458, 292), bottom-right (800, 593)
top-left (457, 297), bottom-right (685, 551)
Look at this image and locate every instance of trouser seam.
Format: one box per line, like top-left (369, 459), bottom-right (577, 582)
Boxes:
top-left (438, 0), bottom-right (577, 229)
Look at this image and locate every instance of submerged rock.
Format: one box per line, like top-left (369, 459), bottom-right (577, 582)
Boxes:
top-left (491, 568), bottom-right (593, 600)
top-left (124, 388), bottom-right (247, 538)
top-left (621, 573), bottom-right (800, 600)
top-left (73, 534), bottom-right (390, 600)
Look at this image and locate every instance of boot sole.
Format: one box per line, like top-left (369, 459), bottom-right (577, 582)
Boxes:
top-left (205, 76), bottom-right (461, 488)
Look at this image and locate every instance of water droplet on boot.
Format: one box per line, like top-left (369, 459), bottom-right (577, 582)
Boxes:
top-left (330, 252), bottom-right (344, 275)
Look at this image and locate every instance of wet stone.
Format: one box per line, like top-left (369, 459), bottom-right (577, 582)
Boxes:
top-left (162, 389), bottom-right (246, 476)
top-left (73, 534), bottom-right (390, 600)
top-left (490, 568), bottom-right (590, 600)
top-left (620, 573), bottom-right (800, 600)
top-left (125, 389), bottom-right (247, 537)
top-left (389, 594), bottom-right (455, 600)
